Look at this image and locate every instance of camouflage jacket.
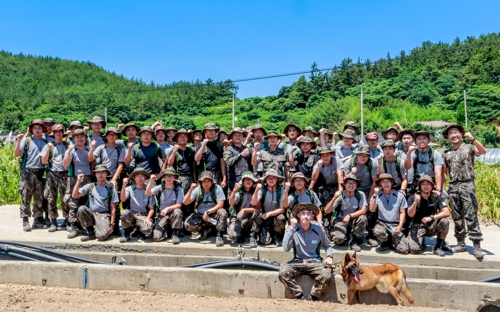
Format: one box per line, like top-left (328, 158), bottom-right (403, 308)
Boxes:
top-left (442, 143), bottom-right (476, 183)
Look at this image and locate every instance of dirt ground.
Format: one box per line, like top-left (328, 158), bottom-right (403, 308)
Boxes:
top-left (0, 284), bottom-right (461, 312)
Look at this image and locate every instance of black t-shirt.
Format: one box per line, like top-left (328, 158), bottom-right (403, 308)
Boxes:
top-left (176, 147), bottom-right (195, 176)
top-left (196, 141), bottom-right (223, 171)
top-left (408, 194), bottom-right (447, 224)
top-left (133, 143), bottom-right (165, 174)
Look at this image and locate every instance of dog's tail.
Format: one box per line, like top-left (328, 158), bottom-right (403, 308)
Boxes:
top-left (400, 271), bottom-right (414, 304)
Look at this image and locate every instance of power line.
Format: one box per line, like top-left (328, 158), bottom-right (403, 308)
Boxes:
top-left (1, 40), bottom-right (500, 100)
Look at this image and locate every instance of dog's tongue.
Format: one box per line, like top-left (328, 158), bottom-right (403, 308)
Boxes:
top-left (353, 272), bottom-right (360, 282)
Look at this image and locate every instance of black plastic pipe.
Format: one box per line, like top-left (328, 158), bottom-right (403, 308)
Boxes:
top-left (0, 250), bottom-right (40, 262)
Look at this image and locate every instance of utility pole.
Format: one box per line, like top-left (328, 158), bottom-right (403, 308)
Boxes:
top-left (104, 108), bottom-right (108, 132)
top-left (464, 90), bottom-right (468, 128)
top-left (360, 83), bottom-right (365, 141)
top-left (232, 92), bottom-right (235, 129)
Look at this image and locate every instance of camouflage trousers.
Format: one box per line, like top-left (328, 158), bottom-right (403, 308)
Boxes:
top-left (179, 175), bottom-right (195, 217)
top-left (77, 206), bottom-right (111, 241)
top-left (331, 215), bottom-right (368, 245)
top-left (65, 175), bottom-right (92, 224)
top-left (374, 220), bottom-right (409, 254)
top-left (153, 209), bottom-right (183, 241)
top-left (279, 259), bottom-right (332, 298)
top-left (19, 168), bottom-right (45, 218)
top-left (259, 214), bottom-right (287, 245)
top-left (121, 209), bottom-right (153, 236)
top-left (184, 209), bottom-right (228, 233)
top-left (227, 210), bottom-right (262, 241)
top-left (318, 184), bottom-right (338, 208)
top-left (448, 181), bottom-right (482, 241)
top-left (408, 218), bottom-right (450, 254)
top-left (44, 171), bottom-right (69, 220)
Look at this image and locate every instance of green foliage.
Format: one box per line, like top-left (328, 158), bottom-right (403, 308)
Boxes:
top-left (475, 163), bottom-right (500, 221)
top-left (0, 143), bottom-right (20, 205)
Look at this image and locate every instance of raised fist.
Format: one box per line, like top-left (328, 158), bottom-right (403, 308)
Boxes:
top-left (289, 217), bottom-right (298, 228)
top-left (203, 139), bottom-right (209, 144)
top-left (67, 144), bottom-right (74, 151)
top-left (350, 167), bottom-right (358, 174)
top-left (91, 140), bottom-right (97, 149)
top-left (128, 142), bottom-right (134, 149)
top-left (190, 183), bottom-right (198, 190)
top-left (233, 182), bottom-right (241, 192)
top-left (256, 183), bottom-right (262, 189)
top-left (464, 132), bottom-right (474, 141)
top-left (122, 177), bottom-right (129, 186)
top-left (317, 159), bottom-right (324, 167)
top-left (241, 148), bottom-right (250, 157)
top-left (414, 194), bottom-right (421, 203)
top-left (17, 133), bottom-right (25, 140)
top-left (47, 142), bottom-right (53, 149)
top-left (254, 142), bottom-right (260, 150)
top-left (373, 187), bottom-right (380, 194)
top-left (334, 190), bottom-right (342, 198)
top-left (77, 173), bottom-right (85, 181)
top-left (285, 182), bottom-right (291, 189)
top-left (150, 175), bottom-right (157, 182)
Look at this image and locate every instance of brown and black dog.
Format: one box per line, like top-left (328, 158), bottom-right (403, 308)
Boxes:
top-left (340, 252), bottom-right (414, 306)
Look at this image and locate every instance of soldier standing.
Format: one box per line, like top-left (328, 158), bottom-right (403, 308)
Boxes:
top-left (279, 203), bottom-right (333, 301)
top-left (194, 123), bottom-right (227, 188)
top-left (86, 116), bottom-right (106, 148)
top-left (251, 130), bottom-right (290, 181)
top-left (40, 124), bottom-right (70, 231)
top-left (309, 147), bottom-right (344, 210)
top-left (223, 127), bottom-right (252, 192)
top-left (442, 124), bottom-right (486, 259)
top-left (15, 119), bottom-right (49, 231)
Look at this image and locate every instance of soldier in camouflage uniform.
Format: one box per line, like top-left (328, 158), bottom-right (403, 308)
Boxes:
top-left (309, 147), bottom-right (344, 209)
top-left (15, 119), bottom-right (49, 231)
top-left (279, 203), bottom-right (333, 301)
top-left (442, 124), bottom-right (487, 259)
top-left (120, 168), bottom-right (157, 243)
top-left (251, 130), bottom-right (290, 181)
top-left (289, 136), bottom-right (317, 180)
top-left (40, 124), bottom-right (70, 232)
top-left (227, 171), bottom-right (261, 247)
top-left (407, 175), bottom-right (452, 256)
top-left (223, 127), bottom-right (252, 192)
top-left (183, 171), bottom-right (227, 247)
top-left (72, 165), bottom-right (119, 242)
top-left (147, 167), bottom-right (184, 244)
top-left (324, 174), bottom-right (367, 252)
top-left (194, 123), bottom-right (226, 188)
top-left (246, 124), bottom-right (268, 178)
top-left (63, 129), bottom-right (93, 239)
top-left (369, 174), bottom-right (409, 254)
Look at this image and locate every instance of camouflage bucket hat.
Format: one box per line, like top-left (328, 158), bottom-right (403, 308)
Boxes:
top-left (71, 128), bottom-right (88, 138)
top-left (198, 171), bottom-right (217, 184)
top-left (228, 127), bottom-right (246, 140)
top-left (69, 120), bottom-right (83, 130)
top-left (376, 173), bottom-right (395, 186)
top-left (203, 122), bottom-right (218, 131)
top-left (283, 123), bottom-right (301, 135)
top-left (138, 126), bottom-right (155, 135)
top-left (413, 131), bottom-right (430, 140)
top-left (87, 116), bottom-right (106, 127)
top-left (43, 118), bottom-right (55, 124)
top-left (292, 203), bottom-right (320, 219)
top-left (264, 130), bottom-right (281, 140)
top-left (241, 171), bottom-right (259, 183)
top-left (93, 164), bottom-right (110, 174)
top-left (353, 144), bottom-right (370, 156)
top-left (296, 136), bottom-right (317, 149)
top-left (398, 130), bottom-right (414, 141)
top-left (380, 140), bottom-right (396, 148)
top-left (104, 127), bottom-right (122, 138)
top-left (261, 169), bottom-right (285, 182)
top-left (381, 127), bottom-right (399, 139)
top-left (29, 119), bottom-right (45, 131)
top-left (129, 167), bottom-right (151, 180)
top-left (51, 124), bottom-right (65, 133)
top-left (173, 128), bottom-right (192, 142)
top-left (218, 128), bottom-right (228, 136)
top-left (159, 167), bottom-right (179, 179)
top-left (418, 174), bottom-right (436, 188)
top-left (341, 173), bottom-right (361, 185)
top-left (343, 121), bottom-right (359, 134)
top-left (252, 124), bottom-right (267, 136)
top-left (302, 126), bottom-right (317, 136)
top-left (121, 122), bottom-right (141, 135)
top-left (338, 129), bottom-right (358, 142)
top-left (290, 172), bottom-right (310, 183)
top-left (442, 123), bottom-right (465, 139)
top-left (165, 126), bottom-right (177, 132)
top-left (317, 146), bottom-right (334, 155)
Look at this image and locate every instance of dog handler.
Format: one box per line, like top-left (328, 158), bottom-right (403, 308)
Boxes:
top-left (279, 203), bottom-right (333, 301)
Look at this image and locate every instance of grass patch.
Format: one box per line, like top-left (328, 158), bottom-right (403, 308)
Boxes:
top-left (0, 143), bottom-right (20, 205)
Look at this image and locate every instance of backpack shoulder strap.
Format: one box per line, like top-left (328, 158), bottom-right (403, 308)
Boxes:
top-left (210, 185), bottom-right (217, 203)
top-left (260, 185), bottom-right (268, 206)
top-left (354, 190), bottom-right (363, 206)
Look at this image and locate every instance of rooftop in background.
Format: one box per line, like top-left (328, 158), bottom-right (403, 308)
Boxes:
top-left (416, 120), bottom-right (455, 127)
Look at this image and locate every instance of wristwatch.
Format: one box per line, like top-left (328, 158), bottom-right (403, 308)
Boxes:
top-left (430, 215), bottom-right (435, 221)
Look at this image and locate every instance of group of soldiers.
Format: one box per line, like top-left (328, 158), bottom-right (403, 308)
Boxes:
top-left (15, 116), bottom-right (486, 260)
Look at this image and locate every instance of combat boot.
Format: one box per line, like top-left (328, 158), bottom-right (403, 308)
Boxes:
top-left (67, 223), bottom-right (79, 239)
top-left (376, 241), bottom-right (389, 253)
top-left (432, 238), bottom-right (445, 257)
top-left (348, 237), bottom-right (361, 252)
top-left (452, 240), bottom-right (467, 253)
top-left (200, 227), bottom-right (211, 240)
top-left (61, 218), bottom-right (69, 230)
top-left (32, 217), bottom-right (46, 229)
top-left (22, 217), bottom-right (31, 232)
top-left (274, 234), bottom-right (283, 247)
top-left (119, 228), bottom-right (133, 243)
top-left (473, 240), bottom-right (484, 260)
top-left (249, 232), bottom-right (257, 248)
top-left (441, 241), bottom-right (453, 253)
top-left (81, 226), bottom-right (96, 242)
top-left (48, 219), bottom-right (58, 232)
top-left (366, 235), bottom-right (379, 247)
top-left (44, 211), bottom-right (51, 227)
top-left (215, 231), bottom-right (224, 247)
top-left (171, 229), bottom-right (180, 245)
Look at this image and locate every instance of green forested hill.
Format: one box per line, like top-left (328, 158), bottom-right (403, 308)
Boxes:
top-left (1, 33), bottom-right (500, 145)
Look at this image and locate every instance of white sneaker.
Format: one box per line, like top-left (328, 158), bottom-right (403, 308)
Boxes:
top-left (191, 231), bottom-right (201, 239)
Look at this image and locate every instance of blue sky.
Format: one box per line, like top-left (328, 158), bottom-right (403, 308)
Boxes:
top-left (1, 1), bottom-right (499, 99)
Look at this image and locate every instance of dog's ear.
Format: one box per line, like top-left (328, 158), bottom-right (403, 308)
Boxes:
top-left (344, 252), bottom-right (351, 263)
top-left (352, 251), bottom-right (357, 259)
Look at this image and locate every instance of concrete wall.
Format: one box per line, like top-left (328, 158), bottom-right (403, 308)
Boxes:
top-left (0, 261), bottom-right (498, 311)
